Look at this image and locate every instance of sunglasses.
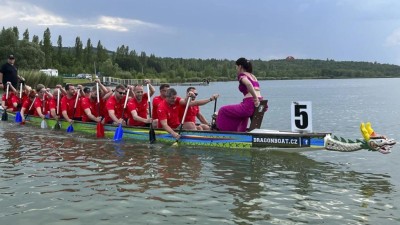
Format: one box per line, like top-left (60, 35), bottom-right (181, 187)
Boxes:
top-left (194, 93), bottom-right (198, 96)
top-left (117, 91), bottom-right (126, 95)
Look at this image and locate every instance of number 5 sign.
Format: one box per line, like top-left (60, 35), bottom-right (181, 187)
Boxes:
top-left (291, 101), bottom-right (312, 133)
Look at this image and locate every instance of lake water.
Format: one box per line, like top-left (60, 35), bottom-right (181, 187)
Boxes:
top-left (1, 78), bottom-right (399, 225)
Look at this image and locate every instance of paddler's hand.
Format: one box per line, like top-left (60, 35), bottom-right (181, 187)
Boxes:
top-left (172, 132), bottom-right (181, 140)
top-left (144, 118), bottom-right (152, 124)
top-left (116, 118), bottom-right (126, 126)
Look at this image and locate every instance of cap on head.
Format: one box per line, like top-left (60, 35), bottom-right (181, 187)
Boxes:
top-left (8, 54), bottom-right (15, 59)
top-left (83, 87), bottom-right (91, 94)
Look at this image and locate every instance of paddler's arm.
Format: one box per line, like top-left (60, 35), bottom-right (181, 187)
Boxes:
top-left (95, 79), bottom-right (109, 95)
top-left (131, 109), bottom-right (152, 124)
top-left (108, 109), bottom-right (123, 125)
top-left (160, 119), bottom-right (180, 140)
top-left (196, 112), bottom-right (209, 125)
top-left (144, 79), bottom-right (155, 97)
top-left (84, 108), bottom-right (101, 122)
top-left (36, 106), bottom-right (45, 119)
top-left (7, 81), bottom-right (17, 93)
top-left (50, 108), bottom-right (59, 120)
top-left (62, 110), bottom-right (73, 123)
top-left (56, 84), bottom-right (67, 96)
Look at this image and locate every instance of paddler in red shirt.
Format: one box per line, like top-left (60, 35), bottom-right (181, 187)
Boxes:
top-left (126, 80), bottom-right (155, 126)
top-left (61, 84), bottom-right (83, 123)
top-left (105, 84), bottom-right (129, 125)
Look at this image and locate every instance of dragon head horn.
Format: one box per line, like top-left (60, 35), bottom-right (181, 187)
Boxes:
top-left (360, 122), bottom-right (370, 141)
top-left (365, 122), bottom-right (376, 136)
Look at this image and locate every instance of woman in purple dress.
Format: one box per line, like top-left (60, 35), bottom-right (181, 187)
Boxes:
top-left (216, 58), bottom-right (264, 132)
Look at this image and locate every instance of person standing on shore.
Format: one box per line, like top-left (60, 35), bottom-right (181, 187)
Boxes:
top-left (0, 54), bottom-right (24, 90)
top-left (216, 57), bottom-right (264, 132)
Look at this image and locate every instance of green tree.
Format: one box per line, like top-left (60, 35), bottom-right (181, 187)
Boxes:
top-left (42, 27), bottom-right (53, 68)
top-left (22, 29), bottom-right (29, 42)
top-left (0, 27), bottom-right (18, 58)
top-left (32, 35), bottom-right (39, 45)
top-left (18, 41), bottom-right (45, 69)
top-left (84, 38), bottom-right (93, 67)
top-left (96, 40), bottom-right (108, 63)
top-left (57, 35), bottom-right (63, 66)
top-left (74, 36), bottom-right (83, 66)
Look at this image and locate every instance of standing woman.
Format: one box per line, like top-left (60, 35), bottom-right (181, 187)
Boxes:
top-left (216, 57), bottom-right (263, 132)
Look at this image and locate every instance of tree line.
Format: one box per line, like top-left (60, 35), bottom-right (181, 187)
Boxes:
top-left (1, 26), bottom-right (400, 84)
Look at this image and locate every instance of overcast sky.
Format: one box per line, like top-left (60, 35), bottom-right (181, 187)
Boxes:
top-left (2, 0), bottom-right (400, 65)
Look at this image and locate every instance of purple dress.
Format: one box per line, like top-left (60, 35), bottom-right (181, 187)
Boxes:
top-left (216, 73), bottom-right (263, 132)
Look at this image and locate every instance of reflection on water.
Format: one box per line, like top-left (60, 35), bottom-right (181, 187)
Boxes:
top-left (0, 122), bottom-right (398, 225)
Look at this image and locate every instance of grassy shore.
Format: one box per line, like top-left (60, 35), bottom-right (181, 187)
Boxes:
top-left (63, 78), bottom-right (94, 85)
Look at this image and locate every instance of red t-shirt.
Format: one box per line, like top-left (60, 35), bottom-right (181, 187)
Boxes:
top-left (179, 104), bottom-right (199, 123)
top-left (105, 95), bottom-right (128, 123)
top-left (152, 95), bottom-right (165, 120)
top-left (33, 97), bottom-right (49, 116)
top-left (48, 98), bottom-right (57, 118)
top-left (127, 93), bottom-right (149, 126)
top-left (157, 97), bottom-right (182, 129)
top-left (20, 92), bottom-right (28, 105)
top-left (80, 97), bottom-right (94, 122)
top-left (21, 98), bottom-right (35, 115)
top-left (60, 94), bottom-right (82, 118)
top-left (2, 92), bottom-right (19, 112)
top-left (48, 94), bottom-right (64, 117)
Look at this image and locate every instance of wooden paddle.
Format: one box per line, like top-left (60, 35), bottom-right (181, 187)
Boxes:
top-left (172, 97), bottom-right (191, 146)
top-left (113, 88), bottom-right (130, 141)
top-left (15, 83), bottom-right (23, 123)
top-left (40, 93), bottom-right (48, 129)
top-left (67, 90), bottom-right (80, 132)
top-left (210, 98), bottom-right (218, 130)
top-left (53, 88), bottom-right (61, 129)
top-left (96, 83), bottom-right (105, 138)
top-left (1, 83), bottom-right (10, 121)
top-left (146, 84), bottom-right (156, 144)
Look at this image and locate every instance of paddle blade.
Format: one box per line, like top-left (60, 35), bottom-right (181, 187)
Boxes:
top-left (41, 119), bottom-right (48, 129)
top-left (149, 127), bottom-right (156, 144)
top-left (67, 124), bottom-right (74, 132)
top-left (54, 121), bottom-right (61, 130)
top-left (113, 124), bottom-right (123, 141)
top-left (15, 111), bottom-right (22, 123)
top-left (1, 111), bottom-right (8, 121)
top-left (97, 122), bottom-right (105, 138)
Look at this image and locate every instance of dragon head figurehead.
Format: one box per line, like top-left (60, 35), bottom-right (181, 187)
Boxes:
top-left (325, 122), bottom-right (396, 153)
top-left (360, 122), bottom-right (396, 154)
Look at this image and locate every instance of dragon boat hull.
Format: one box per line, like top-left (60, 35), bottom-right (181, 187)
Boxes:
top-left (1, 110), bottom-right (328, 150)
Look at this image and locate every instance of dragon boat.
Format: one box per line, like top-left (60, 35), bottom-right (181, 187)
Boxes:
top-left (0, 108), bottom-right (396, 153)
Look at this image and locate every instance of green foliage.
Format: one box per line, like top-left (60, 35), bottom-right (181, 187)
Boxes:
top-left (2, 26), bottom-right (400, 84)
top-left (20, 70), bottom-right (63, 88)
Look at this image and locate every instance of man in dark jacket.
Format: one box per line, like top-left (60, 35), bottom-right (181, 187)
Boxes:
top-left (0, 54), bottom-right (21, 90)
